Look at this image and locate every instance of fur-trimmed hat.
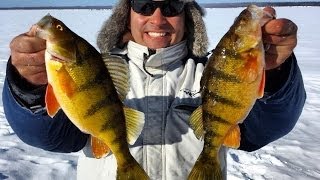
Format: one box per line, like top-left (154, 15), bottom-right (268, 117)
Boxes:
top-left (97, 0), bottom-right (208, 57)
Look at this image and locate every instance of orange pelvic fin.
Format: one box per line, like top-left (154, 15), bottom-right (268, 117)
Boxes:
top-left (258, 69), bottom-right (265, 98)
top-left (91, 136), bottom-right (110, 159)
top-left (45, 83), bottom-right (61, 117)
top-left (223, 125), bottom-right (241, 149)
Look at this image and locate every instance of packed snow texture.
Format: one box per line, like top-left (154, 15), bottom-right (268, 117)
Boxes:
top-left (0, 6), bottom-right (319, 180)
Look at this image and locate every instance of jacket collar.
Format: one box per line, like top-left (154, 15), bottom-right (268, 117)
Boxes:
top-left (126, 40), bottom-right (188, 75)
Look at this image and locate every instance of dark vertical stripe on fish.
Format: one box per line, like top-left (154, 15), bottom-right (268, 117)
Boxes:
top-left (100, 112), bottom-right (127, 146)
top-left (203, 111), bottom-right (232, 126)
top-left (204, 129), bottom-right (223, 139)
top-left (74, 36), bottom-right (101, 65)
top-left (85, 95), bottom-right (119, 117)
top-left (99, 112), bottom-right (128, 153)
top-left (203, 131), bottom-right (221, 155)
top-left (205, 89), bottom-right (243, 108)
top-left (203, 141), bottom-right (219, 151)
top-left (100, 110), bottom-right (125, 132)
top-left (77, 67), bottom-right (110, 92)
top-left (207, 67), bottom-right (241, 83)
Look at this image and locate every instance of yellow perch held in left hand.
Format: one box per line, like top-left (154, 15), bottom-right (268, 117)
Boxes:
top-left (35, 14), bottom-right (149, 180)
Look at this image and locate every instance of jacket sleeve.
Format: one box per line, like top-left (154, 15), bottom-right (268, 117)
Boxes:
top-left (2, 59), bottom-right (89, 153)
top-left (239, 54), bottom-right (306, 152)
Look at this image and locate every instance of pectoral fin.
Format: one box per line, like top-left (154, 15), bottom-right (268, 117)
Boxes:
top-left (124, 107), bottom-right (145, 145)
top-left (189, 106), bottom-right (204, 140)
top-left (45, 83), bottom-right (60, 117)
top-left (223, 125), bottom-right (241, 149)
top-left (91, 136), bottom-right (110, 159)
top-left (57, 67), bottom-right (77, 98)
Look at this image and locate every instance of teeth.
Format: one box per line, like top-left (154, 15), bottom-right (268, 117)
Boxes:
top-left (148, 32), bottom-right (167, 37)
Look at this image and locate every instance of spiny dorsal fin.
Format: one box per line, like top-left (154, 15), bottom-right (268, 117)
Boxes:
top-left (189, 105), bottom-right (204, 140)
top-left (124, 107), bottom-right (145, 145)
top-left (102, 54), bottom-right (129, 101)
top-left (223, 125), bottom-right (241, 149)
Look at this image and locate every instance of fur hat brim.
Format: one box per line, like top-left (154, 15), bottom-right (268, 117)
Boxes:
top-left (97, 0), bottom-right (208, 57)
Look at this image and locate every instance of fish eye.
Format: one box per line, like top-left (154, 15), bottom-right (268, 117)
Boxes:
top-left (56, 24), bottom-right (63, 31)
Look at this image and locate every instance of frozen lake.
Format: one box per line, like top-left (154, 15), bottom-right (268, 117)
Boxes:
top-left (0, 6), bottom-right (319, 180)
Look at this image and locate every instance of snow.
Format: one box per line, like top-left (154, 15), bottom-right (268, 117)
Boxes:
top-left (0, 6), bottom-right (319, 180)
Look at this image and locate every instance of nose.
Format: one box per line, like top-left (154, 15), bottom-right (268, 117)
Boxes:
top-left (149, 8), bottom-right (167, 25)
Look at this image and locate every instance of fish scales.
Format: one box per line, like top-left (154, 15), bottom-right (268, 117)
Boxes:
top-left (35, 14), bottom-right (149, 179)
top-left (46, 42), bottom-right (128, 160)
top-left (188, 5), bottom-right (266, 180)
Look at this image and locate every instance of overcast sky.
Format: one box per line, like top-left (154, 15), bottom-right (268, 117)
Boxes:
top-left (0, 0), bottom-right (319, 8)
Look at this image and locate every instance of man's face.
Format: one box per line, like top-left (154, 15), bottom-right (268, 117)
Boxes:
top-left (129, 2), bottom-right (185, 49)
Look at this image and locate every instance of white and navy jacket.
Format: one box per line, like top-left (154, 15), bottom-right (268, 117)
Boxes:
top-left (3, 40), bottom-right (306, 179)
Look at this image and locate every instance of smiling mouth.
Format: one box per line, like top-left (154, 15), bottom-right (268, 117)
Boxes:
top-left (147, 32), bottom-right (168, 37)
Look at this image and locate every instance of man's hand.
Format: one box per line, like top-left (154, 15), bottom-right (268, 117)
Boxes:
top-left (10, 25), bottom-right (47, 85)
top-left (262, 7), bottom-right (298, 70)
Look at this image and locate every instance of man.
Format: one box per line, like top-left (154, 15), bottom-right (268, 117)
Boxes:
top-left (3, 0), bottom-right (306, 179)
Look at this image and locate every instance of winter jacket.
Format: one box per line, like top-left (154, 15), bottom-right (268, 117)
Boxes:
top-left (77, 41), bottom-right (226, 179)
top-left (3, 40), bottom-right (306, 179)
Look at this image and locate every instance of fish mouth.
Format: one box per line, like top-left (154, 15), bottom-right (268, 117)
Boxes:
top-left (46, 50), bottom-right (69, 62)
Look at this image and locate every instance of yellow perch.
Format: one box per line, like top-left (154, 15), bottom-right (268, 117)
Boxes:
top-left (35, 14), bottom-right (149, 179)
top-left (188, 5), bottom-right (266, 180)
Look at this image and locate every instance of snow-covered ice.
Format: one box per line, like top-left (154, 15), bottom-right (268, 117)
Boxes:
top-left (0, 6), bottom-right (319, 180)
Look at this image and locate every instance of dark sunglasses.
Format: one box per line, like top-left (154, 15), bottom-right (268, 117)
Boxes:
top-left (130, 0), bottom-right (185, 17)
